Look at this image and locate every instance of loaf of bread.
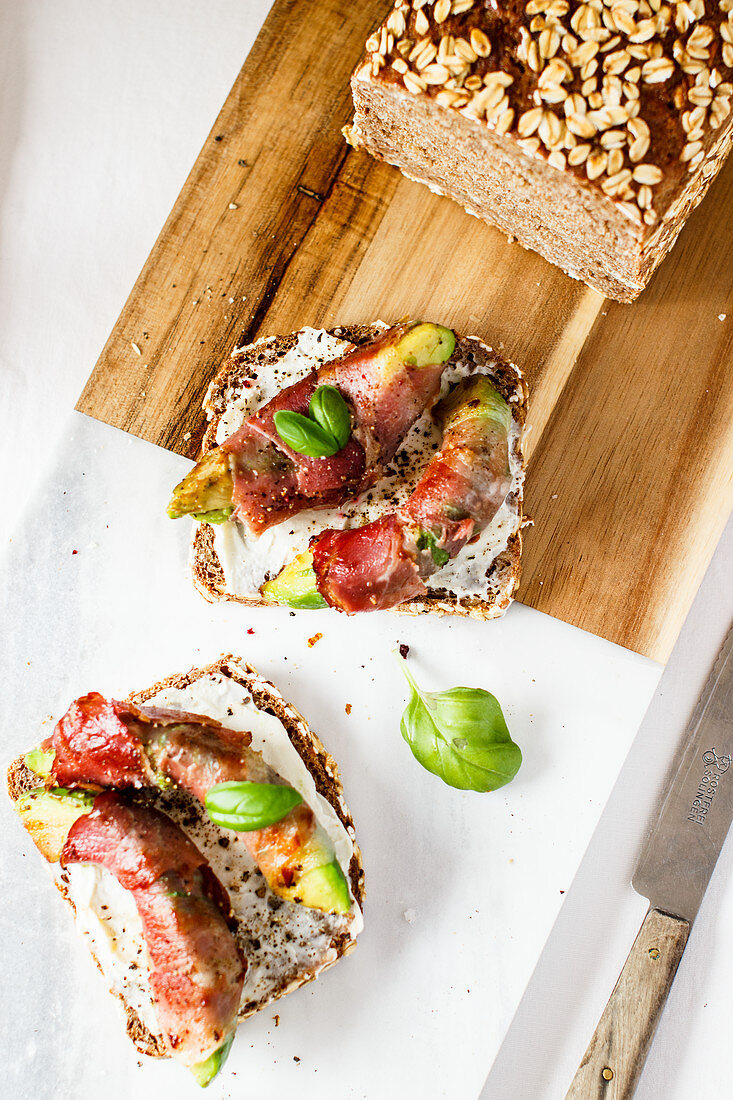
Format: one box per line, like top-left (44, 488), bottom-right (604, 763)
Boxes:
top-left (191, 322), bottom-right (527, 621)
top-left (345, 0), bottom-right (733, 301)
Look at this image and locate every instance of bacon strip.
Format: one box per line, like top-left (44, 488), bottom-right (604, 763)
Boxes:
top-left (318, 327), bottom-right (448, 462)
top-left (403, 378), bottom-right (513, 559)
top-left (225, 325), bottom-right (447, 534)
top-left (310, 377), bottom-right (513, 614)
top-left (53, 694), bottom-right (147, 787)
top-left (51, 696), bottom-right (329, 906)
top-left (246, 372), bottom-right (367, 495)
top-left (62, 793), bottom-right (245, 1066)
top-left (221, 427), bottom-right (303, 534)
top-left (313, 516), bottom-right (424, 613)
top-left (221, 422), bottom-right (365, 535)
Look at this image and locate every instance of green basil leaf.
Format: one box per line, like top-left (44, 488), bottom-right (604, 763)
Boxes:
top-left (397, 657), bottom-right (521, 792)
top-left (205, 780), bottom-right (303, 831)
top-left (416, 529), bottom-right (450, 567)
top-left (24, 746), bottom-right (55, 777)
top-left (309, 385), bottom-right (352, 449)
top-left (273, 410), bottom-right (341, 458)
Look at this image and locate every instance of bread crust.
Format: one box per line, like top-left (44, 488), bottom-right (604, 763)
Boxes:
top-left (6, 655), bottom-right (364, 1061)
top-left (191, 323), bottom-right (527, 617)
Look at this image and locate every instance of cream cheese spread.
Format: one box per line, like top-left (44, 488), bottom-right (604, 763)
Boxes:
top-left (58, 665), bottom-right (362, 1049)
top-left (64, 863), bottom-right (159, 1035)
top-left (208, 327), bottom-right (524, 604)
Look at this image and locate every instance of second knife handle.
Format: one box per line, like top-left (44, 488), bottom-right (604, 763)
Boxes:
top-left (565, 906), bottom-right (690, 1100)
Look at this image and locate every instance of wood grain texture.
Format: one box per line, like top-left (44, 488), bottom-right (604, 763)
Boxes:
top-left (566, 908), bottom-right (690, 1100)
top-left (76, 0), bottom-right (733, 661)
top-left (260, 152), bottom-right (605, 452)
top-left (76, 0), bottom-right (394, 456)
top-left (521, 156), bottom-right (733, 660)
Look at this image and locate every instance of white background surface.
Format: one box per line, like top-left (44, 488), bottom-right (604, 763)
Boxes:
top-left (0, 3), bottom-right (731, 1098)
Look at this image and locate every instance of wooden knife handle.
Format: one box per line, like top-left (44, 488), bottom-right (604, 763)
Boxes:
top-left (565, 907), bottom-right (690, 1100)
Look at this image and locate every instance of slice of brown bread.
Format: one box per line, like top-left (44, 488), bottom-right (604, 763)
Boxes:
top-left (7, 655), bottom-right (364, 1061)
top-left (191, 323), bottom-right (528, 620)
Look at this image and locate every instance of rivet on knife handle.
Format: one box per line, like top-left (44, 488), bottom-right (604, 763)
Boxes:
top-left (565, 907), bottom-right (689, 1100)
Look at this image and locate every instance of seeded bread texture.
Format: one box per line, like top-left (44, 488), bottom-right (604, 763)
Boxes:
top-left (191, 322), bottom-right (527, 619)
top-left (348, 1), bottom-right (733, 302)
top-left (7, 655), bottom-right (364, 1060)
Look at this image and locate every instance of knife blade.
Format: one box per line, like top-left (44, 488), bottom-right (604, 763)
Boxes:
top-left (632, 625), bottom-right (733, 922)
top-left (566, 626), bottom-right (733, 1099)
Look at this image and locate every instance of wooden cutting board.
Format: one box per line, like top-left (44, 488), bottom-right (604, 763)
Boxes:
top-left (76, 0), bottom-right (733, 664)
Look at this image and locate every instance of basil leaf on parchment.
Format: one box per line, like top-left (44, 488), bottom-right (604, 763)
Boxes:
top-left (396, 655), bottom-right (521, 792)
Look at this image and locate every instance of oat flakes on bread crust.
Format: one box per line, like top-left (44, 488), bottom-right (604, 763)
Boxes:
top-left (192, 323), bottom-right (527, 617)
top-left (348, 2), bottom-right (733, 301)
top-left (7, 655), bottom-right (364, 1058)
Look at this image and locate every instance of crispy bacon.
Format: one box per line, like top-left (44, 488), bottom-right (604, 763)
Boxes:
top-left (52, 698), bottom-right (325, 905)
top-left (62, 793), bottom-right (245, 1066)
top-left (312, 516), bottom-right (424, 614)
top-left (318, 326), bottom-right (447, 463)
top-left (247, 372), bottom-right (367, 495)
top-left (308, 377), bottom-right (513, 613)
top-left (52, 694), bottom-right (147, 788)
top-left (224, 325), bottom-right (447, 533)
top-left (403, 382), bottom-right (513, 559)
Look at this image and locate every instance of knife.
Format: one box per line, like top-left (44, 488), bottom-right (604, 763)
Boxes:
top-left (566, 626), bottom-right (733, 1099)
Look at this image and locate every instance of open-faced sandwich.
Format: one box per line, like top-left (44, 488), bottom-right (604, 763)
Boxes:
top-left (168, 322), bottom-right (527, 618)
top-left (8, 655), bottom-right (363, 1086)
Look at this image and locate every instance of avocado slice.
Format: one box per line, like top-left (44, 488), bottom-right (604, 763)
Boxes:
top-left (190, 1033), bottom-right (234, 1087)
top-left (167, 449), bottom-right (234, 520)
top-left (395, 322), bottom-right (455, 368)
top-left (260, 549), bottom-right (325, 609)
top-left (293, 858), bottom-right (352, 915)
top-left (15, 787), bottom-right (96, 862)
top-left (24, 745), bottom-right (55, 778)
